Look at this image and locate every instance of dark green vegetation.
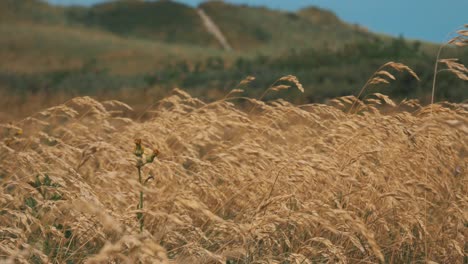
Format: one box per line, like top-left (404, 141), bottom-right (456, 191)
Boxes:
top-left (69, 1), bottom-right (219, 47)
top-left (0, 0), bottom-right (466, 118)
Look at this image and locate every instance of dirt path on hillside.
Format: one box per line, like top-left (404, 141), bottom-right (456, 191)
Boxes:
top-left (197, 8), bottom-right (232, 51)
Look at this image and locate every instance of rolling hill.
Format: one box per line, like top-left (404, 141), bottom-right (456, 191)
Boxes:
top-left (0, 0), bottom-right (375, 56)
top-left (0, 0), bottom-right (466, 121)
top-left (67, 0), bottom-right (221, 48)
top-left (0, 0), bottom-right (65, 24)
top-left (200, 1), bottom-right (372, 51)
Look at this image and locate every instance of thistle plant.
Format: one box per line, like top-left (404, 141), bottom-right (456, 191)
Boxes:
top-left (133, 138), bottom-right (159, 232)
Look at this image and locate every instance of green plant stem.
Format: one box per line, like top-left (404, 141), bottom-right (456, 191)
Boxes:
top-left (139, 190), bottom-right (144, 232)
top-left (138, 165), bottom-right (144, 232)
top-left (138, 166), bottom-right (142, 184)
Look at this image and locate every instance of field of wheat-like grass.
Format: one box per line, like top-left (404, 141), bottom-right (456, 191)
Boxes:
top-left (0, 86), bottom-right (466, 263)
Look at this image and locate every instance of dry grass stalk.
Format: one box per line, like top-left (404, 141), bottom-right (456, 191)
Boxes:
top-left (432, 24), bottom-right (468, 104)
top-left (278, 75), bottom-right (305, 93)
top-left (270, 84), bottom-right (291, 91)
top-left (248, 75), bottom-right (304, 114)
top-left (348, 61), bottom-right (420, 114)
top-left (438, 58), bottom-right (468, 81)
top-left (239, 76), bottom-right (256, 86)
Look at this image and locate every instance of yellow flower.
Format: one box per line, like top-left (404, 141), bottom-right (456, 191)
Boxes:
top-left (15, 129), bottom-right (23, 136)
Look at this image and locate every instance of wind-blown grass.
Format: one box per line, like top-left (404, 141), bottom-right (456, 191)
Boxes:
top-left (1, 86), bottom-right (466, 263)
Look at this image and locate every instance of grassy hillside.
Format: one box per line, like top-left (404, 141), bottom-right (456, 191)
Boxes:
top-left (0, 0), bottom-right (65, 24)
top-left (68, 0), bottom-right (220, 48)
top-left (170, 38), bottom-right (468, 103)
top-left (0, 0), bottom-right (382, 54)
top-left (0, 0), bottom-right (465, 120)
top-left (0, 22), bottom-right (225, 74)
top-left (200, 1), bottom-right (372, 51)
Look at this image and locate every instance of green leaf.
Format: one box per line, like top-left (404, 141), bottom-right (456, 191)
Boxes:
top-left (50, 193), bottom-right (62, 201)
top-left (43, 174), bottom-right (52, 186)
top-left (64, 229), bottom-right (72, 239)
top-left (25, 197), bottom-right (37, 209)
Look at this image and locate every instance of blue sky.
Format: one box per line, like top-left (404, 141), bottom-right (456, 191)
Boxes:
top-left (46, 0), bottom-right (468, 43)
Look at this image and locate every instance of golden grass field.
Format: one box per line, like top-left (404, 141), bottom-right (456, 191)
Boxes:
top-left (1, 84), bottom-right (467, 263)
top-left (1, 27), bottom-right (467, 264)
